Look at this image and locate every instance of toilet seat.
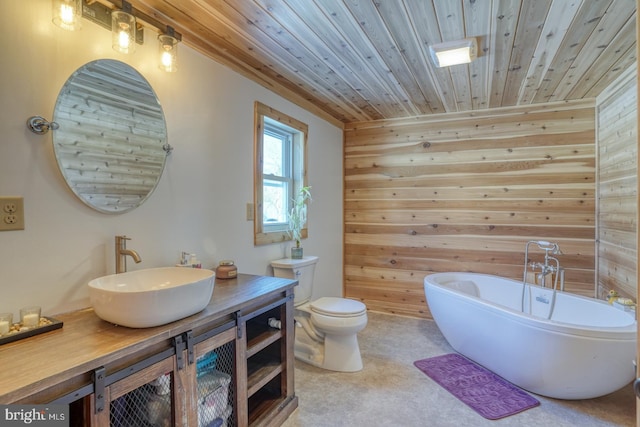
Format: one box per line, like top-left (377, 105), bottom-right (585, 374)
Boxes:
top-left (310, 297), bottom-right (366, 318)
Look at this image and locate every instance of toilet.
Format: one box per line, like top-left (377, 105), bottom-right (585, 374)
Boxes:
top-left (271, 256), bottom-right (367, 372)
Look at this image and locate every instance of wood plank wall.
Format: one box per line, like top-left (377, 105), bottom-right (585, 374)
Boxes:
top-left (596, 64), bottom-right (637, 301)
top-left (343, 99), bottom-right (596, 318)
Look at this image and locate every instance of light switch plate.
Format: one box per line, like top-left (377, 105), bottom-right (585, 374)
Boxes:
top-left (246, 203), bottom-right (254, 221)
top-left (0, 197), bottom-right (24, 231)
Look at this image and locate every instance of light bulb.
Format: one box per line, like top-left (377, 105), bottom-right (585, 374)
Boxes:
top-left (59, 4), bottom-right (74, 24)
top-left (161, 51), bottom-right (173, 68)
top-left (52, 0), bottom-right (81, 31)
top-left (118, 27), bottom-right (130, 50)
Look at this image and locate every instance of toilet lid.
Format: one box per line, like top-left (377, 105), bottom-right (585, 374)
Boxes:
top-left (310, 297), bottom-right (366, 317)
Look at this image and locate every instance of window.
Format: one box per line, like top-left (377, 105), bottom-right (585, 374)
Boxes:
top-left (254, 102), bottom-right (308, 246)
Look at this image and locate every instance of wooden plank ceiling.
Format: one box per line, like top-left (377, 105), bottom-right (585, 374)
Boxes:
top-left (132, 0), bottom-right (636, 125)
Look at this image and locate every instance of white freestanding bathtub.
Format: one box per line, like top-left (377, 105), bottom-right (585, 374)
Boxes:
top-left (424, 272), bottom-right (637, 399)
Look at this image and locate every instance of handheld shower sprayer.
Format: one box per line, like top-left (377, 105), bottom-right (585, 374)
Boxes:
top-left (534, 240), bottom-right (562, 255)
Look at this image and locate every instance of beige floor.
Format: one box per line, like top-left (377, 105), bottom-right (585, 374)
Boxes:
top-left (282, 311), bottom-right (635, 427)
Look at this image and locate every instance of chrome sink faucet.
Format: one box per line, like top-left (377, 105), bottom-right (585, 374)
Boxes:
top-left (115, 235), bottom-right (142, 274)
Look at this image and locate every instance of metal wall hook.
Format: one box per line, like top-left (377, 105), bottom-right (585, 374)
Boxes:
top-left (27, 116), bottom-right (59, 135)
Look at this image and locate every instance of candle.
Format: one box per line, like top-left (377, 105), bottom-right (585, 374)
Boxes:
top-left (0, 313), bottom-right (13, 335)
top-left (22, 313), bottom-right (39, 328)
top-left (0, 320), bottom-right (9, 335)
top-left (20, 306), bottom-right (41, 328)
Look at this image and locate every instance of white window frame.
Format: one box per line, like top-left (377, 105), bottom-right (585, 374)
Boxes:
top-left (262, 120), bottom-right (293, 232)
top-left (254, 102), bottom-right (308, 246)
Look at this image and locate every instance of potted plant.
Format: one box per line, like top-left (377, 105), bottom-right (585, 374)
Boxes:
top-left (288, 186), bottom-right (312, 259)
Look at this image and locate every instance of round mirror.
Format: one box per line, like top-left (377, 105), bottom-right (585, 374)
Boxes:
top-left (52, 59), bottom-right (168, 214)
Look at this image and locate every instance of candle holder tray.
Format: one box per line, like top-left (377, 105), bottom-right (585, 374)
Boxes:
top-left (0, 317), bottom-right (63, 346)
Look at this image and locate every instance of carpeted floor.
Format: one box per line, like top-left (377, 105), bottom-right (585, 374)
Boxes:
top-left (282, 311), bottom-right (635, 427)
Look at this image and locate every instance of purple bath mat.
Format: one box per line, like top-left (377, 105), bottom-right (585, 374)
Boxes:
top-left (414, 353), bottom-right (540, 420)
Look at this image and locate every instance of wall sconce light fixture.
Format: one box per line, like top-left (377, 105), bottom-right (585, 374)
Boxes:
top-left (112, 0), bottom-right (136, 54)
top-left (429, 38), bottom-right (478, 68)
top-left (158, 27), bottom-right (179, 72)
top-left (52, 0), bottom-right (82, 31)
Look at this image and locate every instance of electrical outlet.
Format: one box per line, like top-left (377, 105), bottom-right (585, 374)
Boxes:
top-left (0, 197), bottom-right (24, 231)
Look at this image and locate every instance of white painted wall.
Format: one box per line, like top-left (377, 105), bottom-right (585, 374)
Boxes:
top-left (0, 1), bottom-right (344, 316)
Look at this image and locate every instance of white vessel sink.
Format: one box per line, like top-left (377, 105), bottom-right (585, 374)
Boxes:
top-left (88, 267), bottom-right (215, 328)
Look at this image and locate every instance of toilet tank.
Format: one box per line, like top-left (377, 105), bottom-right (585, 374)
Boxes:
top-left (271, 256), bottom-right (319, 305)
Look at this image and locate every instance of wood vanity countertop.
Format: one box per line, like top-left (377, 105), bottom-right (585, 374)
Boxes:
top-left (0, 273), bottom-right (296, 404)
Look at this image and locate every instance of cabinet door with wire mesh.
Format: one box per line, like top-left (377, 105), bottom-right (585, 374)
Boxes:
top-left (194, 327), bottom-right (237, 427)
top-left (107, 356), bottom-right (176, 427)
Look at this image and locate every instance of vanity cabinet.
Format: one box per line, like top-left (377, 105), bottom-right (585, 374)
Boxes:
top-left (0, 274), bottom-right (297, 427)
